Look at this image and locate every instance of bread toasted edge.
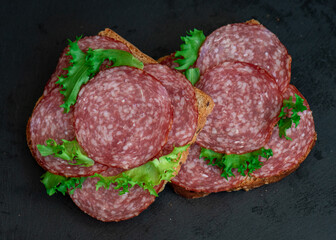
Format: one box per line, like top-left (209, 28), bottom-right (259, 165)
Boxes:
top-left (99, 28), bottom-right (157, 64)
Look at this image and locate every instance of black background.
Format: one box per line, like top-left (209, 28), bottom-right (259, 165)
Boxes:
top-left (1, 0), bottom-right (336, 239)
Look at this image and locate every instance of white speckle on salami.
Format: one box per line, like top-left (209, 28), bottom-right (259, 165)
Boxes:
top-left (196, 61), bottom-right (282, 154)
top-left (74, 66), bottom-right (173, 169)
top-left (143, 64), bottom-right (198, 156)
top-left (28, 88), bottom-right (107, 177)
top-left (196, 22), bottom-right (291, 93)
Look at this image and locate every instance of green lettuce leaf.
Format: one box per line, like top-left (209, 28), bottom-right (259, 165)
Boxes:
top-left (174, 29), bottom-right (205, 71)
top-left (41, 145), bottom-right (189, 197)
top-left (200, 147), bottom-right (273, 179)
top-left (184, 68), bottom-right (200, 86)
top-left (174, 29), bottom-right (205, 85)
top-left (41, 172), bottom-right (87, 196)
top-left (93, 145), bottom-right (189, 197)
top-left (56, 38), bottom-right (90, 113)
top-left (56, 38), bottom-right (144, 113)
top-left (278, 94), bottom-right (307, 140)
top-left (37, 139), bottom-right (94, 167)
top-left (86, 48), bottom-right (143, 73)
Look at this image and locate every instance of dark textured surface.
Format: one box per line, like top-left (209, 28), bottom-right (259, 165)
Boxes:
top-left (1, 0), bottom-right (335, 239)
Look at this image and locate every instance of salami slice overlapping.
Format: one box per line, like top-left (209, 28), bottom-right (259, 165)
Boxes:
top-left (74, 66), bottom-right (173, 169)
top-left (171, 144), bottom-right (246, 192)
top-left (70, 169), bottom-right (163, 222)
top-left (251, 85), bottom-right (316, 179)
top-left (144, 64), bottom-right (198, 155)
top-left (43, 36), bottom-right (130, 96)
top-left (195, 61), bottom-right (282, 154)
top-left (196, 21), bottom-right (292, 93)
top-left (172, 85), bottom-right (316, 194)
top-left (28, 88), bottom-right (108, 177)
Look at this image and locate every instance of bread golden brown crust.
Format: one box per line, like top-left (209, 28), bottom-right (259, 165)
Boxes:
top-left (26, 29), bottom-right (214, 193)
top-left (172, 184), bottom-right (210, 199)
top-left (245, 19), bottom-right (261, 25)
top-left (99, 28), bottom-right (157, 64)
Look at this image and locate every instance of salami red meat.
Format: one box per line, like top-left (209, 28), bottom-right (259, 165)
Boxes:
top-left (158, 53), bottom-right (180, 70)
top-left (74, 66), bottom-right (173, 169)
top-left (144, 64), bottom-right (198, 155)
top-left (171, 144), bottom-right (246, 192)
top-left (196, 22), bottom-right (292, 93)
top-left (43, 36), bottom-right (130, 96)
top-left (99, 167), bottom-right (124, 177)
top-left (251, 85), bottom-right (316, 178)
top-left (28, 88), bottom-right (107, 177)
top-left (196, 61), bottom-right (282, 154)
top-left (70, 172), bottom-right (163, 222)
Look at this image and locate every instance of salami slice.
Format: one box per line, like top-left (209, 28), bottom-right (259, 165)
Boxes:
top-left (144, 64), bottom-right (198, 155)
top-left (196, 61), bottom-right (282, 154)
top-left (27, 88), bottom-right (107, 177)
top-left (196, 21), bottom-right (291, 93)
top-left (171, 144), bottom-right (246, 193)
top-left (74, 66), bottom-right (173, 169)
top-left (70, 172), bottom-right (163, 222)
top-left (251, 85), bottom-right (316, 179)
top-left (99, 167), bottom-right (124, 177)
top-left (43, 36), bottom-right (130, 96)
top-left (157, 53), bottom-right (180, 70)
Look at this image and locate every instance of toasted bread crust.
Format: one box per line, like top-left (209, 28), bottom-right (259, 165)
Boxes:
top-left (172, 184), bottom-right (210, 199)
top-left (99, 28), bottom-right (157, 64)
top-left (245, 19), bottom-right (261, 25)
top-left (27, 29), bottom-right (214, 194)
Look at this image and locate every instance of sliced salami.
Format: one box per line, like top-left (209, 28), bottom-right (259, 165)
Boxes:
top-left (144, 64), bottom-right (198, 155)
top-left (43, 36), bottom-right (130, 96)
top-left (27, 88), bottom-right (107, 177)
top-left (157, 53), bottom-right (180, 70)
top-left (74, 66), bottom-right (173, 169)
top-left (70, 173), bottom-right (163, 222)
top-left (99, 167), bottom-right (124, 177)
top-left (196, 21), bottom-right (291, 93)
top-left (171, 144), bottom-right (246, 193)
top-left (251, 85), bottom-right (316, 178)
top-left (196, 61), bottom-right (282, 154)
